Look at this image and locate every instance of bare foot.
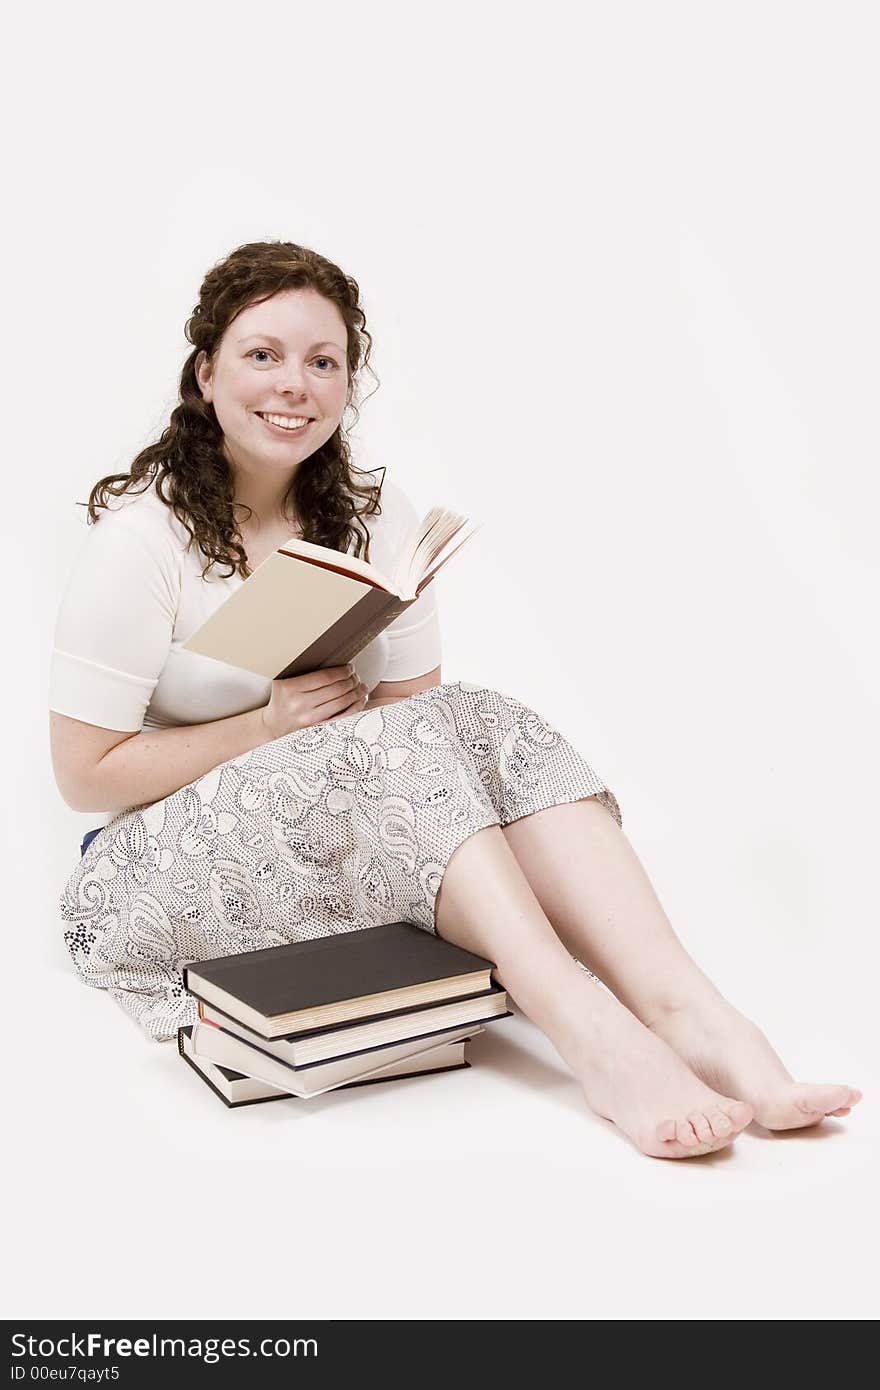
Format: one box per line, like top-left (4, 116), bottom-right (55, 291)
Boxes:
top-left (568, 989), bottom-right (754, 1159)
top-left (645, 994), bottom-right (863, 1131)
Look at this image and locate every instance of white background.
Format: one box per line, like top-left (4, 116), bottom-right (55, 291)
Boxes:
top-left (5, 0), bottom-right (878, 1321)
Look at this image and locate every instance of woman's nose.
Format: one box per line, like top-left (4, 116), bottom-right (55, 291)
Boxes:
top-left (277, 361), bottom-right (309, 395)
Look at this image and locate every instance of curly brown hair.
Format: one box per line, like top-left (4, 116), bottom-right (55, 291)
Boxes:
top-left (81, 240), bottom-right (385, 579)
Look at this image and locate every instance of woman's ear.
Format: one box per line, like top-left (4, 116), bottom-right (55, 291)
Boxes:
top-left (195, 350), bottom-right (212, 402)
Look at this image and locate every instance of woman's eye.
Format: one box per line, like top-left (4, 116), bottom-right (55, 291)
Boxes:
top-left (247, 350), bottom-right (338, 370)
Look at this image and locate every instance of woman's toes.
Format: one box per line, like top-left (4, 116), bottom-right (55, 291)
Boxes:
top-left (653, 1106), bottom-right (744, 1156)
top-left (729, 1100), bottom-right (754, 1129)
top-left (676, 1118), bottom-right (700, 1147)
top-left (795, 1083), bottom-right (853, 1117)
top-left (751, 1083), bottom-right (860, 1129)
top-left (707, 1109), bottom-right (733, 1138)
top-left (689, 1110), bottom-right (715, 1144)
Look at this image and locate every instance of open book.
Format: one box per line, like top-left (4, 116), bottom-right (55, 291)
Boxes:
top-left (183, 504), bottom-right (480, 680)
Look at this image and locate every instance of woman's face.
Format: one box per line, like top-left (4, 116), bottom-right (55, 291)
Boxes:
top-left (195, 287), bottom-right (350, 486)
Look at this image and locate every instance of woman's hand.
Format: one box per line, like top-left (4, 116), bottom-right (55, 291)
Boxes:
top-left (260, 664), bottom-right (368, 740)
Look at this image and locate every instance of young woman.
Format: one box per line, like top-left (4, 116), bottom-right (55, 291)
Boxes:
top-left (50, 240), bottom-right (861, 1160)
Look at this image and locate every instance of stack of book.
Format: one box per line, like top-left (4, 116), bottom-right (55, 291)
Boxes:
top-left (178, 921), bottom-right (512, 1108)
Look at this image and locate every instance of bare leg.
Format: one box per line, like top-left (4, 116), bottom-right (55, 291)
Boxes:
top-left (501, 797), bottom-right (863, 1130)
top-left (434, 825), bottom-right (753, 1159)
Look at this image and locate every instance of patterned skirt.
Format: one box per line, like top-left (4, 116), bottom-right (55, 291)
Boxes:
top-left (59, 681), bottom-right (622, 1042)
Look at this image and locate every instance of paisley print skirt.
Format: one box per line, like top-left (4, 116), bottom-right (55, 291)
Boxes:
top-left (59, 681), bottom-right (623, 1042)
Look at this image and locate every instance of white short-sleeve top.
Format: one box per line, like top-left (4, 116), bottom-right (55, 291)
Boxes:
top-left (49, 475), bottom-right (442, 733)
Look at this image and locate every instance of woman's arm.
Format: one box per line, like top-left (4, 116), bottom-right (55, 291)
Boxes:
top-left (364, 666), bottom-right (442, 709)
top-left (50, 706), bottom-right (272, 814)
top-left (51, 667), bottom-right (443, 815)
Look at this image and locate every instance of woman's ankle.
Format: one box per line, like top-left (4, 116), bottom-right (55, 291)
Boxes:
top-left (640, 978), bottom-right (731, 1031)
top-left (552, 972), bottom-right (644, 1078)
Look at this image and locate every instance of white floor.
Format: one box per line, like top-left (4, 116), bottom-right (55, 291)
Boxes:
top-left (21, 640), bottom-right (880, 1321)
top-left (9, 914), bottom-right (876, 1321)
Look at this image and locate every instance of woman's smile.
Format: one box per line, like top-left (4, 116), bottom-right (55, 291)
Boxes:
top-left (255, 410), bottom-right (314, 438)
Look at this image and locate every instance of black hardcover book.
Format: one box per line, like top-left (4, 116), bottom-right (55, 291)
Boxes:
top-left (182, 920), bottom-right (498, 1039)
top-left (194, 988), bottom-right (512, 1069)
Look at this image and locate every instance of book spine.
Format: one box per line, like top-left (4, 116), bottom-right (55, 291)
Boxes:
top-left (275, 590), bottom-right (416, 680)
